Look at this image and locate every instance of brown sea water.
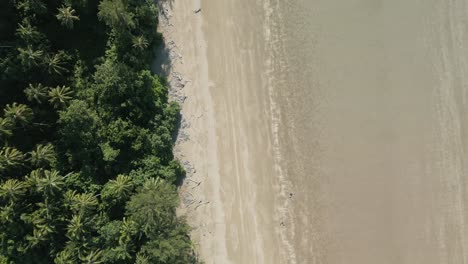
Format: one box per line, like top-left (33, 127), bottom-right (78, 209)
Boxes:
top-left (266, 0), bottom-right (468, 263)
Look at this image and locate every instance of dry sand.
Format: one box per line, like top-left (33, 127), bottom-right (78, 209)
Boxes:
top-left (154, 0), bottom-right (289, 263)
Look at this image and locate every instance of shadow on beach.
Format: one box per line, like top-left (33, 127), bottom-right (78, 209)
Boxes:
top-left (151, 2), bottom-right (191, 187)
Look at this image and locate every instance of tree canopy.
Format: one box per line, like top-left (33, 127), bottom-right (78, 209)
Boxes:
top-left (0, 0), bottom-right (197, 263)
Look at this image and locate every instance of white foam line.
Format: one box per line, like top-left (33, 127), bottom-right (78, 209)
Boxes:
top-left (262, 0), bottom-right (298, 263)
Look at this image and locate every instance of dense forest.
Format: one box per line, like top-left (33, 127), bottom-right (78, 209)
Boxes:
top-left (0, 0), bottom-right (198, 263)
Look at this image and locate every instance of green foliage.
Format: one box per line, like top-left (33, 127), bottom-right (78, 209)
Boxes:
top-left (132, 36), bottom-right (149, 50)
top-left (44, 51), bottom-right (70, 75)
top-left (126, 178), bottom-right (178, 236)
top-left (93, 60), bottom-right (159, 124)
top-left (102, 174), bottom-right (134, 204)
top-left (48, 86), bottom-right (73, 108)
top-left (98, 0), bottom-right (135, 30)
top-left (126, 179), bottom-right (196, 263)
top-left (24, 83), bottom-right (48, 104)
top-left (15, 0), bottom-right (47, 16)
top-left (17, 46), bottom-right (44, 68)
top-left (36, 169), bottom-right (65, 196)
top-left (0, 179), bottom-right (27, 202)
top-left (57, 100), bottom-right (101, 171)
top-left (0, 0), bottom-right (198, 263)
top-left (138, 223), bottom-right (195, 264)
top-left (0, 118), bottom-right (13, 139)
top-left (3, 103), bottom-right (33, 127)
top-left (16, 21), bottom-right (42, 43)
top-left (29, 143), bottom-right (56, 168)
top-left (0, 147), bottom-right (25, 171)
top-left (56, 6), bottom-right (80, 29)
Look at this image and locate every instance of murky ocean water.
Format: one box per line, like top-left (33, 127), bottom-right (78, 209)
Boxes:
top-left (267, 0), bottom-right (468, 263)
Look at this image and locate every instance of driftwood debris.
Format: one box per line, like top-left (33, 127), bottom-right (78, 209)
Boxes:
top-left (194, 201), bottom-right (210, 210)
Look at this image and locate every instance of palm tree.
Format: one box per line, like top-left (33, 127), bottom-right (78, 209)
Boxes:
top-left (49, 86), bottom-right (73, 108)
top-left (0, 179), bottom-right (27, 201)
top-left (0, 147), bottom-right (25, 170)
top-left (26, 168), bottom-right (43, 192)
top-left (132, 36), bottom-right (149, 50)
top-left (114, 217), bottom-right (136, 260)
top-left (29, 143), bottom-right (56, 168)
top-left (16, 22), bottom-right (40, 43)
top-left (142, 177), bottom-right (161, 190)
top-left (44, 52), bottom-right (67, 75)
top-left (55, 249), bottom-right (76, 264)
top-left (56, 6), bottom-right (80, 29)
top-left (80, 249), bottom-right (103, 264)
top-left (24, 83), bottom-right (48, 104)
top-left (71, 192), bottom-right (98, 216)
top-left (4, 102), bottom-right (34, 126)
top-left (135, 254), bottom-right (150, 264)
top-left (63, 189), bottom-right (77, 209)
top-left (0, 117), bottom-right (13, 138)
top-left (18, 46), bottom-right (43, 67)
top-left (0, 204), bottom-right (15, 223)
top-left (103, 174), bottom-right (133, 201)
top-left (120, 217), bottom-right (137, 240)
top-left (16, 0), bottom-right (47, 14)
top-left (66, 214), bottom-right (85, 241)
top-left (37, 169), bottom-right (64, 196)
top-left (25, 228), bottom-right (49, 249)
top-left (112, 245), bottom-right (132, 261)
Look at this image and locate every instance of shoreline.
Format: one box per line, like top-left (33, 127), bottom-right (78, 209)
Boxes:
top-left (154, 0), bottom-right (293, 263)
top-left (154, 0), bottom-right (230, 262)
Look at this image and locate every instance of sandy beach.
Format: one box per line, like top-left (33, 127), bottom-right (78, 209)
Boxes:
top-left (155, 0), bottom-right (468, 263)
top-left (155, 0), bottom-right (289, 263)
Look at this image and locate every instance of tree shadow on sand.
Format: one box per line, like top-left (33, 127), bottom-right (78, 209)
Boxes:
top-left (151, 39), bottom-right (172, 77)
top-left (151, 2), bottom-right (188, 187)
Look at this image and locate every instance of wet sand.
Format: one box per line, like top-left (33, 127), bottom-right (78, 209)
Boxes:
top-left (158, 0), bottom-right (468, 263)
top-left (276, 0), bottom-right (468, 263)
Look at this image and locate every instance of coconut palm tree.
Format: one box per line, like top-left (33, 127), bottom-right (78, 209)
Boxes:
top-left (4, 102), bottom-right (34, 126)
top-left (16, 0), bottom-right (47, 15)
top-left (0, 204), bottom-right (15, 223)
top-left (55, 249), bottom-right (76, 264)
top-left (112, 244), bottom-right (132, 261)
top-left (135, 254), bottom-right (150, 264)
top-left (0, 117), bottom-right (13, 138)
top-left (142, 177), bottom-right (162, 190)
top-left (48, 85), bottom-right (73, 108)
top-left (25, 228), bottom-right (49, 249)
top-left (120, 217), bottom-right (137, 240)
top-left (114, 217), bottom-right (137, 260)
top-left (37, 169), bottom-right (64, 196)
top-left (24, 83), bottom-right (48, 104)
top-left (71, 192), bottom-right (98, 216)
top-left (0, 147), bottom-right (25, 170)
top-left (66, 214), bottom-right (85, 241)
top-left (44, 52), bottom-right (67, 75)
top-left (18, 46), bottom-right (43, 67)
top-left (16, 22), bottom-right (41, 43)
top-left (132, 36), bottom-right (149, 50)
top-left (56, 6), bottom-right (80, 29)
top-left (103, 174), bottom-right (133, 201)
top-left (0, 179), bottom-right (27, 201)
top-left (29, 143), bottom-right (56, 168)
top-left (26, 168), bottom-right (43, 192)
top-left (63, 189), bottom-right (77, 209)
top-left (80, 249), bottom-right (103, 264)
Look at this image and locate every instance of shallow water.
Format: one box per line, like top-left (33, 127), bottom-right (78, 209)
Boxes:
top-left (269, 0), bottom-right (468, 263)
